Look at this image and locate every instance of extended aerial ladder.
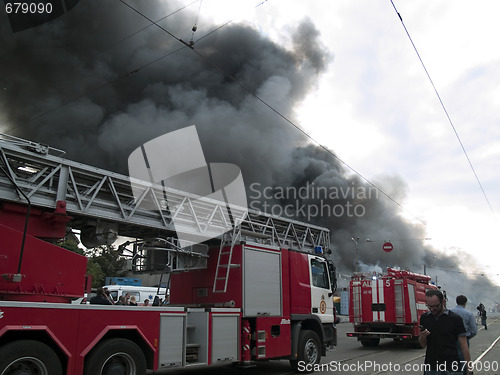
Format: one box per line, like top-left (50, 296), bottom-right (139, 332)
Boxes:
top-left (0, 133), bottom-right (331, 278)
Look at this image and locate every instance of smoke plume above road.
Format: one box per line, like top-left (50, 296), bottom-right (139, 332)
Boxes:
top-left (1, 1), bottom-right (497, 304)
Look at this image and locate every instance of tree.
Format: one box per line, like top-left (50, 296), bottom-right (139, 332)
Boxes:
top-left (86, 245), bottom-right (128, 286)
top-left (86, 259), bottom-right (104, 288)
top-left (58, 241), bottom-right (128, 288)
top-left (58, 240), bottom-right (103, 287)
top-left (58, 239), bottom-right (84, 256)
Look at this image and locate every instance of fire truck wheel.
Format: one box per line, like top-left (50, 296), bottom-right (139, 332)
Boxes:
top-left (0, 339), bottom-right (62, 375)
top-left (84, 338), bottom-right (146, 375)
top-left (290, 330), bottom-right (321, 373)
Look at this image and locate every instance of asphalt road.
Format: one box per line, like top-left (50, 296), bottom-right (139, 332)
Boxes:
top-left (148, 314), bottom-right (500, 375)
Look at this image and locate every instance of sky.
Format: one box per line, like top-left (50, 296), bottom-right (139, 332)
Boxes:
top-left (209, 0), bottom-right (500, 285)
top-left (1, 0), bottom-right (499, 305)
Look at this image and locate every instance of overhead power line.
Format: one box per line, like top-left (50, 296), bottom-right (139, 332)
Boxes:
top-left (118, 0), bottom-right (427, 226)
top-left (390, 0), bottom-right (497, 222)
top-left (11, 0), bottom-right (429, 228)
top-left (7, 0), bottom-right (200, 129)
top-left (10, 0), bottom-right (266, 128)
top-left (108, 0), bottom-right (201, 50)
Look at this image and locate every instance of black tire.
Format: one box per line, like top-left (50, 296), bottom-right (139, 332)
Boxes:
top-left (290, 330), bottom-right (321, 373)
top-left (0, 339), bottom-right (62, 375)
top-left (360, 338), bottom-right (380, 347)
top-left (84, 338), bottom-right (147, 375)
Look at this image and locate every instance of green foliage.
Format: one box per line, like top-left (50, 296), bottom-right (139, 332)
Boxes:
top-left (58, 240), bottom-right (128, 288)
top-left (58, 239), bottom-right (84, 256)
top-left (86, 258), bottom-right (104, 286)
top-left (87, 245), bottom-right (128, 285)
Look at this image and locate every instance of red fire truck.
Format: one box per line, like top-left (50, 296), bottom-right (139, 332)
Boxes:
top-left (347, 268), bottom-right (437, 347)
top-left (0, 134), bottom-right (337, 374)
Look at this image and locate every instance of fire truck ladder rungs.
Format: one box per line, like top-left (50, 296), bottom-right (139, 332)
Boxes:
top-left (239, 212), bottom-right (331, 253)
top-left (0, 136), bottom-right (246, 241)
top-left (212, 218), bottom-right (276, 293)
top-left (1, 134), bottom-right (331, 265)
top-left (212, 223), bottom-right (242, 293)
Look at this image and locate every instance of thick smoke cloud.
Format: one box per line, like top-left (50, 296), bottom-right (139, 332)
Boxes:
top-left (1, 1), bottom-right (498, 307)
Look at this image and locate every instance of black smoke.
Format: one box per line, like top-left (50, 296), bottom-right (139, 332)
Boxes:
top-left (1, 1), bottom-right (498, 306)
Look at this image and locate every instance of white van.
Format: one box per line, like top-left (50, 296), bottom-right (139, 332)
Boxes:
top-left (104, 285), bottom-right (167, 305)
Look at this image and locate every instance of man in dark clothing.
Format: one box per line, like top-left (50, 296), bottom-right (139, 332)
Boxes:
top-left (479, 304), bottom-right (487, 330)
top-left (419, 289), bottom-right (472, 375)
top-left (89, 287), bottom-right (112, 305)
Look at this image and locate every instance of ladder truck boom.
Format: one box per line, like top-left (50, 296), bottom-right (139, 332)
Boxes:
top-left (0, 133), bottom-right (330, 249)
top-left (0, 133), bottom-right (338, 374)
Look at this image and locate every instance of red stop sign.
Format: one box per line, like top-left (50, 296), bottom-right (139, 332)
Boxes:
top-left (383, 242), bottom-right (393, 253)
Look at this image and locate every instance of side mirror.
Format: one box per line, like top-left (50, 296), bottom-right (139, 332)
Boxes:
top-left (328, 261), bottom-right (337, 292)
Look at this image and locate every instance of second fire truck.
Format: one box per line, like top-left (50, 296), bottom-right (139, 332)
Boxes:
top-left (347, 268), bottom-right (438, 347)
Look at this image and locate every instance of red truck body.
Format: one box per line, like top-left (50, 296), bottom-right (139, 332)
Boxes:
top-left (347, 268), bottom-right (437, 347)
top-left (0, 134), bottom-right (337, 374)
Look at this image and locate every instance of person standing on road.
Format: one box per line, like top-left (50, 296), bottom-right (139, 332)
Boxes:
top-left (451, 295), bottom-right (477, 373)
top-left (419, 289), bottom-right (472, 375)
top-left (479, 304), bottom-right (487, 330)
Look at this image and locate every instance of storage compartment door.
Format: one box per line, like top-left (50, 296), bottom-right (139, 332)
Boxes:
top-left (159, 314), bottom-right (185, 368)
top-left (407, 283), bottom-right (418, 323)
top-left (211, 314), bottom-right (240, 363)
top-left (243, 247), bottom-right (282, 316)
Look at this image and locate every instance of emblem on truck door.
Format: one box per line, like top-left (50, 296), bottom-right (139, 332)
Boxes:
top-left (320, 301), bottom-right (327, 314)
top-left (320, 294), bottom-right (327, 314)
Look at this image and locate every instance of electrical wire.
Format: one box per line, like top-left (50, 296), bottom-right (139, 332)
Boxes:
top-left (15, 0), bottom-right (269, 125)
top-left (7, 0), bottom-right (199, 127)
top-left (107, 0), bottom-right (200, 50)
top-left (118, 0), bottom-right (427, 226)
top-left (195, 0), bottom-right (269, 44)
top-left (389, 0), bottom-right (497, 222)
top-left (24, 46), bottom-right (188, 123)
top-left (8, 1), bottom-right (432, 227)
top-left (119, 0), bottom-right (187, 46)
top-left (189, 0), bottom-right (203, 43)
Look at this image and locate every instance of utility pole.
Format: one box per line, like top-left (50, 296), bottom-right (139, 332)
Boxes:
top-left (351, 236), bottom-right (372, 273)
